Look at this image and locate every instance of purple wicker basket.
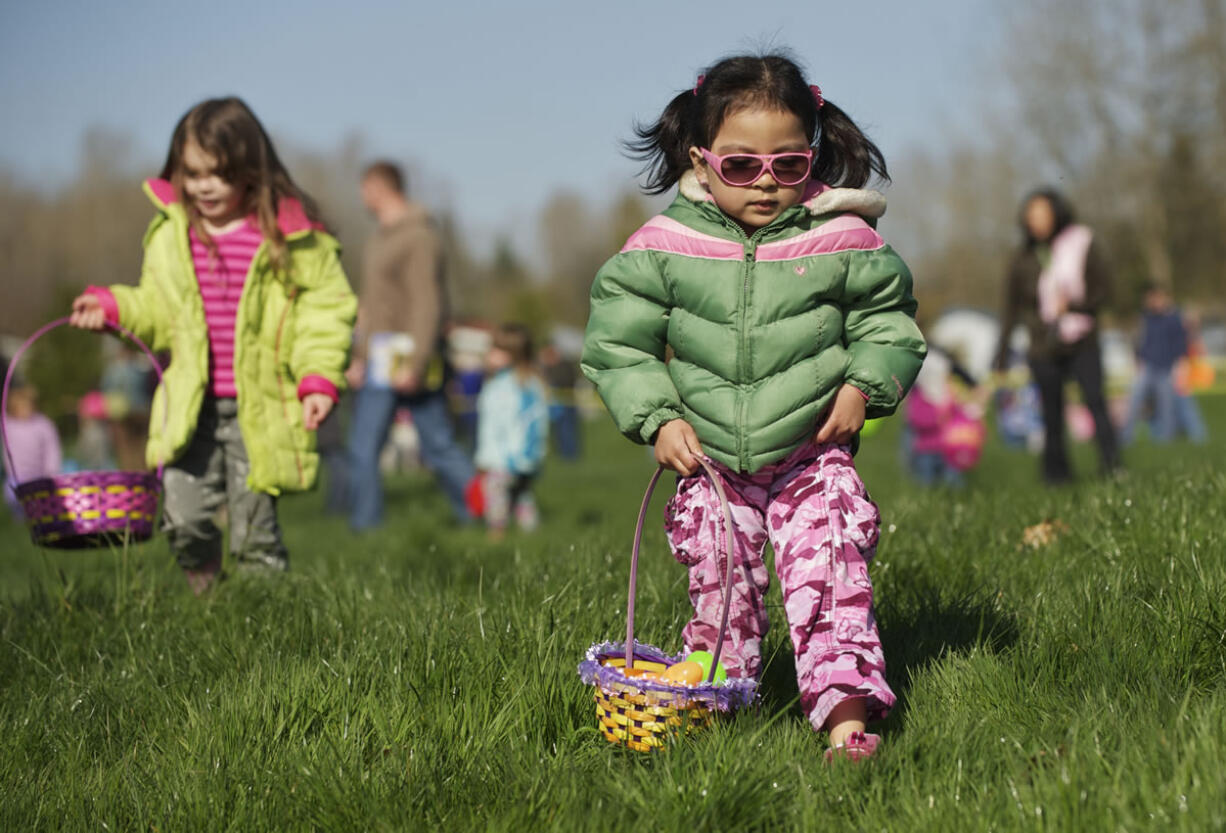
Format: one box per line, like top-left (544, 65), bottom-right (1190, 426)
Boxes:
top-left (2, 317), bottom-right (164, 549)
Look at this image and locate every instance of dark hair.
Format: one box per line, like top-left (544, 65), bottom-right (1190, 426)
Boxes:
top-left (625, 52), bottom-right (889, 195)
top-left (363, 160), bottom-right (406, 195)
top-left (493, 322), bottom-right (535, 365)
top-left (1018, 187), bottom-right (1076, 247)
top-left (161, 97), bottom-right (322, 274)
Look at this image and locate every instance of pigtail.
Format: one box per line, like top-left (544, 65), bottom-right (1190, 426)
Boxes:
top-left (812, 100), bottom-right (890, 189)
top-left (624, 52), bottom-right (891, 195)
top-left (624, 89), bottom-right (697, 195)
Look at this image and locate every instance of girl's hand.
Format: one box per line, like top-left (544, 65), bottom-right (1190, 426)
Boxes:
top-left (655, 419), bottom-right (704, 476)
top-left (302, 393), bottom-right (334, 431)
top-left (815, 384), bottom-right (867, 446)
top-left (69, 293), bottom-right (107, 331)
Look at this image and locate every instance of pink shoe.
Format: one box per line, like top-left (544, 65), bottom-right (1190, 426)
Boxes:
top-left (184, 559), bottom-right (222, 596)
top-left (824, 731), bottom-right (880, 763)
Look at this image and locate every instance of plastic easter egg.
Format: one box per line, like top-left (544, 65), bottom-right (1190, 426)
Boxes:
top-left (684, 650), bottom-right (728, 683)
top-left (859, 417), bottom-right (886, 439)
top-left (658, 660), bottom-right (704, 686)
top-left (622, 666), bottom-right (659, 681)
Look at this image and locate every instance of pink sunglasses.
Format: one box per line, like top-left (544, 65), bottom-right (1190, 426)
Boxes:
top-left (699, 147), bottom-right (814, 187)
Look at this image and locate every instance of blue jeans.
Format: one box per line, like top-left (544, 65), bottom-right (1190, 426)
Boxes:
top-left (1173, 392), bottom-right (1207, 443)
top-left (549, 404), bottom-right (581, 460)
top-left (908, 450), bottom-right (964, 487)
top-left (347, 387), bottom-right (475, 530)
top-left (1123, 365), bottom-right (1177, 443)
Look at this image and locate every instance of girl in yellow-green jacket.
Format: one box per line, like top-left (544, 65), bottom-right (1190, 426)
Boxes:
top-left (70, 97), bottom-right (356, 594)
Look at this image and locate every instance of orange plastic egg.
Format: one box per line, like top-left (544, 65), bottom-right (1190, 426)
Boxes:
top-left (658, 660), bottom-right (704, 686)
top-left (622, 664), bottom-right (661, 681)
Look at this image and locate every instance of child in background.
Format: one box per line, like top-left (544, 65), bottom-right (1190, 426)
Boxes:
top-left (904, 346), bottom-right (983, 486)
top-left (69, 97), bottom-right (356, 594)
top-left (475, 324), bottom-right (548, 539)
top-left (582, 53), bottom-right (925, 760)
top-left (1122, 283), bottom-right (1188, 444)
top-left (100, 342), bottom-right (154, 471)
top-left (3, 383), bottom-right (62, 519)
top-left (1171, 309), bottom-right (1209, 444)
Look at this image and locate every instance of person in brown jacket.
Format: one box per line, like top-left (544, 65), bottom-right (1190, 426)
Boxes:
top-left (992, 188), bottom-right (1121, 484)
top-left (346, 161), bottom-right (475, 529)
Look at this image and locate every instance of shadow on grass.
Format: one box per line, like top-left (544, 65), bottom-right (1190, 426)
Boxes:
top-left (877, 577), bottom-right (1019, 728)
top-left (751, 573), bottom-right (1019, 732)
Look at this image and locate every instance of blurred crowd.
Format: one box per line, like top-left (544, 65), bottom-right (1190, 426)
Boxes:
top-left (1, 181), bottom-right (1219, 537)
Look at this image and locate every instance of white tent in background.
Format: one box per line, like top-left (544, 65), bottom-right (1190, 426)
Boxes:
top-left (928, 307), bottom-right (1136, 387)
top-left (928, 308), bottom-right (1002, 381)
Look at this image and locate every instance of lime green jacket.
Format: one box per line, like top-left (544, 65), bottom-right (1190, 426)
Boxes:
top-left (89, 179), bottom-right (357, 494)
top-left (583, 173), bottom-right (926, 473)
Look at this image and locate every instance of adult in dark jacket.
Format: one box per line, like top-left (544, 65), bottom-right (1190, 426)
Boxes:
top-left (993, 189), bottom-right (1121, 483)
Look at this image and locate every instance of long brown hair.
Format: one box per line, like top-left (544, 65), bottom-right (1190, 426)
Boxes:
top-left (160, 97), bottom-right (322, 274)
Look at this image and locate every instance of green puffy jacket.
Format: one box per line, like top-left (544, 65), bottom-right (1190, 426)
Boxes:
top-left (91, 179), bottom-right (357, 494)
top-left (582, 173), bottom-right (926, 473)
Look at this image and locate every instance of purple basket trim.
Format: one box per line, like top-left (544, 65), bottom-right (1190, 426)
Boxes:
top-left (578, 640), bottom-right (758, 712)
top-left (15, 469), bottom-right (161, 549)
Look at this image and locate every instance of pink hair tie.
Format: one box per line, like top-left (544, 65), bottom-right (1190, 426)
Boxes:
top-left (810, 84), bottom-right (824, 109)
top-left (693, 74), bottom-right (706, 95)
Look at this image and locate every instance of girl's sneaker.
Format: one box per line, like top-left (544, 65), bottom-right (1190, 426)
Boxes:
top-left (184, 558), bottom-right (222, 596)
top-left (824, 731), bottom-right (880, 763)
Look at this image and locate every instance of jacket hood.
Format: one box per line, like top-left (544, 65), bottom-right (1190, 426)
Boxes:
top-left (143, 178), bottom-right (323, 236)
top-left (677, 169), bottom-right (887, 220)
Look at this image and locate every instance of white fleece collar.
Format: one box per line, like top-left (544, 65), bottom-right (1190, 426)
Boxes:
top-left (677, 169), bottom-right (887, 219)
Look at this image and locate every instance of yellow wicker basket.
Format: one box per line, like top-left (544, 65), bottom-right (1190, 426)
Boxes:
top-left (580, 461), bottom-right (756, 752)
top-left (594, 656), bottom-right (714, 752)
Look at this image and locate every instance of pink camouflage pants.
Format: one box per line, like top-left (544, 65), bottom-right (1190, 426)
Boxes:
top-left (664, 442), bottom-right (894, 731)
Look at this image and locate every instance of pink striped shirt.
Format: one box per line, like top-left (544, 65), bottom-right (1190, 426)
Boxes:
top-left (190, 221), bottom-right (264, 398)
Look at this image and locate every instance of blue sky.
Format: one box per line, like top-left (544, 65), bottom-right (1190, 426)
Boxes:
top-left (1, 0), bottom-right (1003, 250)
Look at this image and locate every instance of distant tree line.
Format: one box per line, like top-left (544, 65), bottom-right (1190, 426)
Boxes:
top-left (4, 0), bottom-right (1223, 419)
top-left (890, 0), bottom-right (1226, 322)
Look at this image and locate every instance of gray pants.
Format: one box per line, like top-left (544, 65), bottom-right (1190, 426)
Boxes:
top-left (162, 397), bottom-right (288, 571)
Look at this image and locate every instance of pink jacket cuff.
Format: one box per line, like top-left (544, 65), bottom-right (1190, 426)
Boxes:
top-left (85, 286), bottom-right (120, 327)
top-left (297, 375), bottom-right (339, 403)
top-left (848, 383), bottom-right (871, 402)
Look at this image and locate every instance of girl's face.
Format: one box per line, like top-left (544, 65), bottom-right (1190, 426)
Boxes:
top-left (688, 107), bottom-right (811, 233)
top-left (1024, 196), bottom-right (1056, 242)
top-left (180, 139), bottom-right (247, 230)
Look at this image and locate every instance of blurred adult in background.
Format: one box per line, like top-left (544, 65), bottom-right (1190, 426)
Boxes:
top-left (1121, 283), bottom-right (1188, 444)
top-left (993, 189), bottom-right (1121, 484)
top-left (539, 342), bottom-right (581, 460)
top-left (346, 161), bottom-right (475, 530)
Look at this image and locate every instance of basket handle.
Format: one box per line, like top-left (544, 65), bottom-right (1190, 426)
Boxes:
top-left (1, 316), bottom-right (166, 482)
top-left (624, 459), bottom-right (738, 684)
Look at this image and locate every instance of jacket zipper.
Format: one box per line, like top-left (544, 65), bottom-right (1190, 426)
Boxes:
top-left (738, 238), bottom-right (758, 471)
top-left (706, 206), bottom-right (789, 471)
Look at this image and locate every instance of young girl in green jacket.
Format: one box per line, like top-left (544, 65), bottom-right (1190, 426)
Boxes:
top-left (70, 97), bottom-right (356, 594)
top-left (582, 53), bottom-right (926, 760)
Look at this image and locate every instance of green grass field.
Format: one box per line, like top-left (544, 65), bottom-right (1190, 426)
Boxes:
top-left (2, 398), bottom-right (1224, 832)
